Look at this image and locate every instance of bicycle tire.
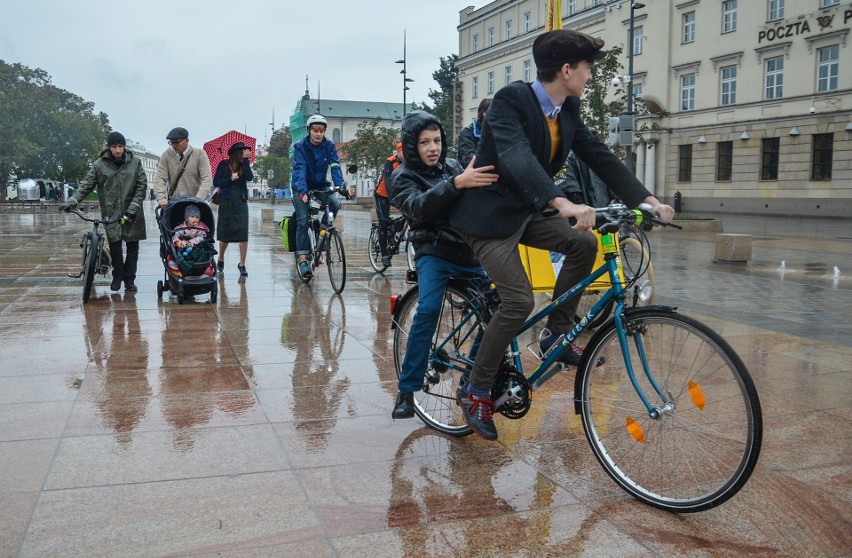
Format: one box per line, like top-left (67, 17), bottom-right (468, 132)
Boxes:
top-left (393, 281), bottom-right (485, 436)
top-left (82, 232), bottom-right (98, 303)
top-left (620, 236), bottom-right (655, 305)
top-left (326, 229), bottom-right (346, 294)
top-left (368, 225), bottom-right (388, 273)
top-left (577, 307), bottom-right (762, 512)
top-left (406, 239), bottom-right (416, 272)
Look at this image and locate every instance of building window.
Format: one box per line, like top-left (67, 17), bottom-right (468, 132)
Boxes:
top-left (523, 11), bottom-right (532, 33)
top-left (523, 59), bottom-right (532, 82)
top-left (472, 76), bottom-right (479, 98)
top-left (817, 45), bottom-right (839, 92)
top-left (821, 0), bottom-right (839, 6)
top-left (720, 65), bottom-right (737, 106)
top-left (632, 82), bottom-right (643, 97)
top-left (678, 145), bottom-right (693, 182)
top-left (717, 141), bottom-right (733, 181)
top-left (487, 71), bottom-right (495, 94)
top-left (760, 138), bottom-right (779, 180)
top-left (633, 26), bottom-right (644, 55)
top-left (768, 0), bottom-right (784, 21)
top-left (333, 128), bottom-right (341, 144)
top-left (568, 0), bottom-right (577, 16)
top-left (683, 12), bottom-right (695, 43)
top-left (472, 33), bottom-right (480, 53)
top-left (505, 19), bottom-right (513, 40)
top-left (812, 133), bottom-right (833, 180)
top-left (487, 27), bottom-right (495, 47)
top-left (722, 1), bottom-right (737, 33)
top-left (681, 73), bottom-right (696, 111)
top-left (505, 65), bottom-right (513, 85)
top-left (592, 0), bottom-right (602, 5)
top-left (765, 56), bottom-right (784, 100)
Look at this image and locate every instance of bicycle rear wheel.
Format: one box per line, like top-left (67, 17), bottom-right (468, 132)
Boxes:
top-left (326, 229), bottom-right (346, 294)
top-left (393, 282), bottom-right (484, 436)
top-left (368, 225), bottom-right (388, 273)
top-left (82, 233), bottom-right (98, 303)
top-left (578, 308), bottom-right (762, 512)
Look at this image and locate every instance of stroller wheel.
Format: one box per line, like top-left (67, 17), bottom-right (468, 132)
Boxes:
top-left (157, 280), bottom-right (164, 298)
top-left (177, 292), bottom-right (185, 305)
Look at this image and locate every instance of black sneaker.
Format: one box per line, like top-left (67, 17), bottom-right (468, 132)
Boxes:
top-left (456, 387), bottom-right (498, 441)
top-left (298, 260), bottom-right (313, 279)
top-left (381, 255), bottom-right (391, 267)
top-left (391, 391), bottom-right (414, 419)
top-left (217, 260), bottom-right (225, 272)
top-left (110, 276), bottom-right (122, 291)
top-left (539, 334), bottom-right (606, 368)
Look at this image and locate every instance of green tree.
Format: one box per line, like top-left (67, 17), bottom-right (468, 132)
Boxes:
top-left (254, 126), bottom-right (292, 189)
top-left (344, 118), bottom-right (399, 187)
top-left (0, 60), bottom-right (110, 199)
top-left (414, 54), bottom-right (459, 149)
top-left (580, 45), bottom-right (627, 141)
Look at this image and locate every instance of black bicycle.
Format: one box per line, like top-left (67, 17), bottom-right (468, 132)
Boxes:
top-left (66, 209), bottom-right (119, 303)
top-left (368, 215), bottom-right (415, 274)
top-left (296, 186), bottom-right (350, 294)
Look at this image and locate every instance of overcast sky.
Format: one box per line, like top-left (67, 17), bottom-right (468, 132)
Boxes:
top-left (1, 1), bottom-right (483, 153)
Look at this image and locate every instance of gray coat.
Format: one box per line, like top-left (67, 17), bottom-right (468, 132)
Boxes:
top-left (449, 81), bottom-right (652, 238)
top-left (68, 150), bottom-right (147, 242)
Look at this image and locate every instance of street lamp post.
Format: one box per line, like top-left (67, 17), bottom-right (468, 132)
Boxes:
top-left (395, 29), bottom-right (414, 116)
top-left (626, 2), bottom-right (645, 174)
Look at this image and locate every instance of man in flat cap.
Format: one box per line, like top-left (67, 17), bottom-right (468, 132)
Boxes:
top-left (154, 127), bottom-right (213, 208)
top-left (449, 29), bottom-right (674, 441)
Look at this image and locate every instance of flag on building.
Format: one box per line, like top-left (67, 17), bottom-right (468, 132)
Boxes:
top-left (546, 0), bottom-right (563, 31)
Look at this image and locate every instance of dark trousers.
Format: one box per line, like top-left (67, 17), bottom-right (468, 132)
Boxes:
top-left (458, 213), bottom-right (597, 392)
top-left (374, 194), bottom-right (391, 256)
top-left (109, 241), bottom-right (139, 281)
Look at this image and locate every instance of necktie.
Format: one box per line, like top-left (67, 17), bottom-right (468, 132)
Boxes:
top-left (179, 153), bottom-right (184, 161)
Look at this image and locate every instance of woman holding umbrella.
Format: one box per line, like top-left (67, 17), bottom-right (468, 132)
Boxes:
top-left (213, 142), bottom-right (254, 276)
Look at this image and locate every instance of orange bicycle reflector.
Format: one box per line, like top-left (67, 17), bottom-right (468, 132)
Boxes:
top-left (688, 380), bottom-right (706, 411)
top-left (390, 294), bottom-right (399, 315)
top-left (625, 417), bottom-right (646, 443)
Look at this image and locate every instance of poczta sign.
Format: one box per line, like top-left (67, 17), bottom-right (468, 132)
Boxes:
top-left (758, 9), bottom-right (852, 44)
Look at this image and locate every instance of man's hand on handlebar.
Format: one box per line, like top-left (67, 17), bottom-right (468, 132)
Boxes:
top-left (549, 197), bottom-right (595, 230)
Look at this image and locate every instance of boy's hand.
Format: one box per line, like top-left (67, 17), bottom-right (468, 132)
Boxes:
top-left (642, 196), bottom-right (675, 222)
top-left (549, 197), bottom-right (595, 230)
top-left (453, 156), bottom-right (499, 190)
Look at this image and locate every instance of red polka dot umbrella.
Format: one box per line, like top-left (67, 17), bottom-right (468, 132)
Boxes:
top-left (202, 131), bottom-right (257, 176)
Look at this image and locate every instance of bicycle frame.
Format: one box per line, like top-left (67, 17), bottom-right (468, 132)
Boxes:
top-left (430, 229), bottom-right (667, 419)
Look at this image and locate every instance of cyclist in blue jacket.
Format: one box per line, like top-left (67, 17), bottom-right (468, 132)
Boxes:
top-left (291, 114), bottom-right (346, 278)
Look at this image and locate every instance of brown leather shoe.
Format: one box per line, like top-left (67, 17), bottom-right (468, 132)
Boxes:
top-left (110, 276), bottom-right (122, 291)
top-left (124, 280), bottom-right (137, 292)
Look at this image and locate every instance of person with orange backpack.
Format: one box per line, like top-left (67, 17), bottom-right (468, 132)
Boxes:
top-left (374, 142), bottom-right (404, 267)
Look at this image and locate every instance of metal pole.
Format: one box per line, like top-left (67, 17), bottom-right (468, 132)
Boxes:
top-left (626, 4), bottom-right (635, 174)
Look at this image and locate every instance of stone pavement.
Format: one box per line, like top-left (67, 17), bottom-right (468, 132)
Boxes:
top-left (0, 201), bottom-right (850, 557)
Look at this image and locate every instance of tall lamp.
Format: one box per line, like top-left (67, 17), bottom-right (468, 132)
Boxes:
top-left (395, 29), bottom-right (414, 116)
top-left (626, 1), bottom-right (645, 174)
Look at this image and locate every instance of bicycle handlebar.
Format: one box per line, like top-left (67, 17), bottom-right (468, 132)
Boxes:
top-left (546, 202), bottom-right (682, 232)
top-left (68, 208), bottom-right (121, 226)
top-left (307, 185), bottom-right (352, 202)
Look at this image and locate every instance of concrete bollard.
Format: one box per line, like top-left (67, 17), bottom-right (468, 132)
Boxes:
top-left (715, 233), bottom-right (753, 262)
top-left (261, 208), bottom-right (274, 222)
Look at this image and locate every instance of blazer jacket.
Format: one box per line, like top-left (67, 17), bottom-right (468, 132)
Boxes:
top-left (449, 81), bottom-right (652, 238)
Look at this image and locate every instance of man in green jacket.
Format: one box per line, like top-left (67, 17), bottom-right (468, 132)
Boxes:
top-left (60, 131), bottom-right (147, 292)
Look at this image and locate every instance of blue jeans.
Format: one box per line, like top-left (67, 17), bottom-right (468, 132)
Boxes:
top-left (292, 189), bottom-right (340, 255)
top-left (398, 255), bottom-right (486, 393)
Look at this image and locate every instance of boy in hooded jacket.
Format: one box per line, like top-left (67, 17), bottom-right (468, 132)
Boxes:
top-left (388, 110), bottom-right (498, 419)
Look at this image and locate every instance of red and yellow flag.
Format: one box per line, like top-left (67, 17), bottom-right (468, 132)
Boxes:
top-left (546, 0), bottom-right (563, 31)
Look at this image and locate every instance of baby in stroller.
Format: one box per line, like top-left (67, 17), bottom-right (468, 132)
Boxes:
top-left (173, 205), bottom-right (210, 253)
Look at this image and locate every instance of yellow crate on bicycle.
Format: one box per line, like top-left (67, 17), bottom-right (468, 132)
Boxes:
top-left (520, 230), bottom-right (624, 293)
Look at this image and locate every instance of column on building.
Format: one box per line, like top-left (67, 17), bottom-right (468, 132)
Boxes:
top-left (635, 142), bottom-right (646, 184)
top-left (643, 141), bottom-right (657, 197)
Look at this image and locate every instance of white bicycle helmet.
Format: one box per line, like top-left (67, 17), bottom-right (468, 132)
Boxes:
top-left (306, 114), bottom-right (328, 131)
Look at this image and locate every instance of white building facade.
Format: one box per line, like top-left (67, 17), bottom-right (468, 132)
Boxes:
top-left (456, 0), bottom-right (852, 217)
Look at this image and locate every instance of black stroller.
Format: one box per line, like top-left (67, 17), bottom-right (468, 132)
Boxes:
top-left (155, 196), bottom-right (218, 304)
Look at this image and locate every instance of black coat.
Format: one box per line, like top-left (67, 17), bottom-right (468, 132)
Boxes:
top-left (390, 111), bottom-right (478, 267)
top-left (450, 81), bottom-right (652, 238)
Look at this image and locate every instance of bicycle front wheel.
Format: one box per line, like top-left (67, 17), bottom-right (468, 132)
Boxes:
top-left (578, 308), bottom-right (762, 512)
top-left (368, 225), bottom-right (388, 273)
top-left (82, 233), bottom-right (98, 303)
top-left (393, 282), bottom-right (484, 436)
top-left (326, 230), bottom-right (346, 294)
